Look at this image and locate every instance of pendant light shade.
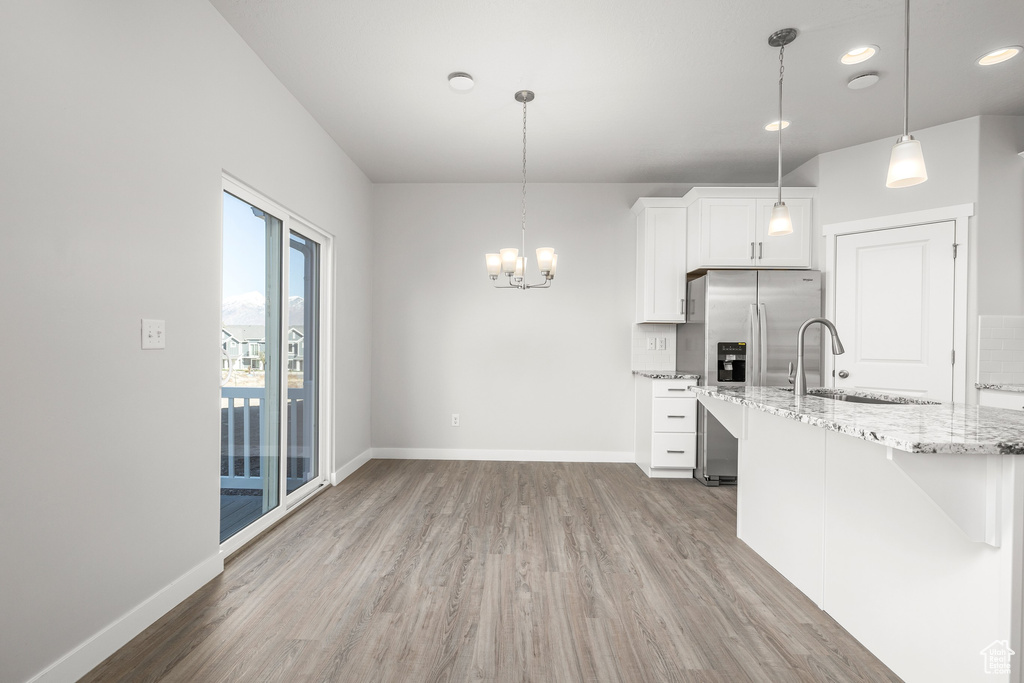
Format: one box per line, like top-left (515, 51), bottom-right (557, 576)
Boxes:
top-left (886, 135), bottom-right (928, 187)
top-left (886, 0), bottom-right (927, 188)
top-left (768, 202), bottom-right (793, 236)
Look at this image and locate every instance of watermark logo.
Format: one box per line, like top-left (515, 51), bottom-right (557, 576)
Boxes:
top-left (980, 640), bottom-right (1015, 675)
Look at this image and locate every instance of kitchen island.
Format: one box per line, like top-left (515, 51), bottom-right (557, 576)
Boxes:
top-left (694, 386), bottom-right (1024, 683)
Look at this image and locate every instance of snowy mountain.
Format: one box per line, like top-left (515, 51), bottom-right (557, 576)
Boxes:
top-left (221, 291), bottom-right (266, 325)
top-left (222, 291), bottom-right (305, 326)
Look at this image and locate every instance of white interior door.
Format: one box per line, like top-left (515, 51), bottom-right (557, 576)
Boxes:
top-left (833, 221), bottom-right (956, 401)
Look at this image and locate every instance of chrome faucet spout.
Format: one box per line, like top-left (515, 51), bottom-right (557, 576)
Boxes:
top-left (795, 317), bottom-right (845, 396)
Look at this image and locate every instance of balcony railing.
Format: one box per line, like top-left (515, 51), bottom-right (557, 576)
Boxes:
top-left (221, 386), bottom-right (313, 490)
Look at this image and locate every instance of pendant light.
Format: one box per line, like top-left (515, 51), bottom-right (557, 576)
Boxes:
top-left (886, 0), bottom-right (927, 188)
top-left (485, 91), bottom-right (557, 289)
top-left (767, 28), bottom-right (797, 236)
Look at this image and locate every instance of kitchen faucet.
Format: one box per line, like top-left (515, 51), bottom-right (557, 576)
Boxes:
top-left (790, 318), bottom-right (845, 396)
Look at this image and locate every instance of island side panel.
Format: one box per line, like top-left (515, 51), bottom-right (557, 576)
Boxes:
top-left (823, 431), bottom-right (1021, 683)
top-left (737, 408), bottom-right (827, 607)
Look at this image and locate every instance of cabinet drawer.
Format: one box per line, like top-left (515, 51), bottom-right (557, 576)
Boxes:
top-left (652, 379), bottom-right (696, 398)
top-left (652, 397), bottom-right (696, 432)
top-left (652, 432), bottom-right (697, 469)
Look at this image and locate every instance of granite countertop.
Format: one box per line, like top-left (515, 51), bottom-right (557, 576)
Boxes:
top-left (633, 370), bottom-right (701, 380)
top-left (693, 385), bottom-right (1024, 455)
top-left (977, 383), bottom-right (1024, 393)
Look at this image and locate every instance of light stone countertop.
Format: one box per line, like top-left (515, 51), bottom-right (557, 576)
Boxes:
top-left (693, 385), bottom-right (1024, 455)
top-left (632, 370), bottom-right (701, 380)
top-left (976, 382), bottom-right (1024, 393)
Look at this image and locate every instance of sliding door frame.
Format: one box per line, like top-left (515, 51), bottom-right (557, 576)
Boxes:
top-left (220, 174), bottom-right (334, 559)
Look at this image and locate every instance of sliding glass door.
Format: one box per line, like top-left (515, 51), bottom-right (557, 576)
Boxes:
top-left (220, 180), bottom-right (326, 545)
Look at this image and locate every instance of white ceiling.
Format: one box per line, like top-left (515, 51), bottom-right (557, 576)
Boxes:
top-left (209, 0), bottom-right (1024, 183)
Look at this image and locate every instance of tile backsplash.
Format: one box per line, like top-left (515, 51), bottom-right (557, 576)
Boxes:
top-left (631, 324), bottom-right (676, 372)
top-left (978, 315), bottom-right (1024, 384)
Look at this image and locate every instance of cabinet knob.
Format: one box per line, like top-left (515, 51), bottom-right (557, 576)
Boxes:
top-left (838, 370), bottom-right (850, 379)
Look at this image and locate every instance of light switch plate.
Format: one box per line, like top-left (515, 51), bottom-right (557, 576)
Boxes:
top-left (141, 319), bottom-right (166, 349)
top-left (646, 337), bottom-right (657, 350)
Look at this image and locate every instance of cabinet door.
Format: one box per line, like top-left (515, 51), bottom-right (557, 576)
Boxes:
top-left (755, 197), bottom-right (812, 268)
top-left (637, 207), bottom-right (687, 322)
top-left (698, 198), bottom-right (757, 267)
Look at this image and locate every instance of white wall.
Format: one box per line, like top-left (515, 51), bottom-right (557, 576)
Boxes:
top-left (371, 183), bottom-right (689, 457)
top-left (976, 116), bottom-right (1024, 316)
top-left (0, 2), bottom-right (372, 681)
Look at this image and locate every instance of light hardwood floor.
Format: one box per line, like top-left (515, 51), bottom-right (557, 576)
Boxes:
top-left (83, 461), bottom-right (900, 682)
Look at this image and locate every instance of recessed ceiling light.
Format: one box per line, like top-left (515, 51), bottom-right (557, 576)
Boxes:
top-left (764, 120), bottom-right (790, 132)
top-left (977, 46), bottom-right (1022, 66)
top-left (847, 72), bottom-right (880, 90)
top-left (447, 72), bottom-right (474, 92)
top-left (841, 45), bottom-right (878, 65)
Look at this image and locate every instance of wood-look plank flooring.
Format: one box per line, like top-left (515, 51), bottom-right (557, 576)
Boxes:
top-left (82, 461), bottom-right (901, 682)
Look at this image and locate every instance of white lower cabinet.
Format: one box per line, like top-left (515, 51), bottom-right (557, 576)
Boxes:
top-left (635, 376), bottom-right (698, 477)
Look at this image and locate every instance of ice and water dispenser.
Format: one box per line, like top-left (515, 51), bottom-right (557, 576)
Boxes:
top-left (717, 342), bottom-right (747, 383)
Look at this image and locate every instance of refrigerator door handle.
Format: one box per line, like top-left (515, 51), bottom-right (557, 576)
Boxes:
top-left (758, 303), bottom-right (768, 386)
top-left (749, 304), bottom-right (759, 386)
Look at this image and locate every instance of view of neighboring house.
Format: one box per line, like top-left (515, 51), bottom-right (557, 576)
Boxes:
top-left (221, 326), bottom-right (304, 372)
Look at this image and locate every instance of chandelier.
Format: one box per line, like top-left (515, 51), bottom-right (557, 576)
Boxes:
top-left (485, 90), bottom-right (558, 289)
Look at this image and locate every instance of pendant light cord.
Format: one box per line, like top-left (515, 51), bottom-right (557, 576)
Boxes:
top-left (521, 97), bottom-right (528, 258)
top-left (902, 0), bottom-right (910, 137)
top-left (777, 43), bottom-right (785, 204)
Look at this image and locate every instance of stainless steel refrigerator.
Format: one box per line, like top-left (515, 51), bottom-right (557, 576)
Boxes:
top-left (677, 270), bottom-right (822, 486)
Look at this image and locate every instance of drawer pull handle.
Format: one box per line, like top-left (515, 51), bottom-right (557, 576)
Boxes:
top-left (667, 415), bottom-right (687, 418)
top-left (666, 450), bottom-right (686, 454)
top-left (667, 388), bottom-right (690, 391)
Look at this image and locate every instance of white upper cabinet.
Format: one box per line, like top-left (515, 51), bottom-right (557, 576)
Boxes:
top-left (631, 200), bottom-right (687, 323)
top-left (683, 187), bottom-right (815, 272)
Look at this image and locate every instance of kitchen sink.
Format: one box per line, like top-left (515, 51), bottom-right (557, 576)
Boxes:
top-left (782, 388), bottom-right (939, 405)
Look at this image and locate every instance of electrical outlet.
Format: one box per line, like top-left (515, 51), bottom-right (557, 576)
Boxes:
top-left (141, 319), bottom-right (165, 350)
top-left (646, 337), bottom-right (657, 350)
top-left (451, 413), bottom-right (460, 427)
top-left (657, 337), bottom-right (667, 351)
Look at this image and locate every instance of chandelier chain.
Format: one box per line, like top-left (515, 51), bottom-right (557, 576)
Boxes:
top-left (521, 97), bottom-right (528, 250)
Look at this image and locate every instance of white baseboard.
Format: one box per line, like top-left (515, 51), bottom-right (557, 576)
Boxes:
top-left (331, 447), bottom-right (374, 484)
top-left (29, 554), bottom-right (223, 683)
top-left (371, 448), bottom-right (635, 463)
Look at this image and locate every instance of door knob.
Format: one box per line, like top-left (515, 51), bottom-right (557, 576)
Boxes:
top-left (838, 370), bottom-right (850, 379)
